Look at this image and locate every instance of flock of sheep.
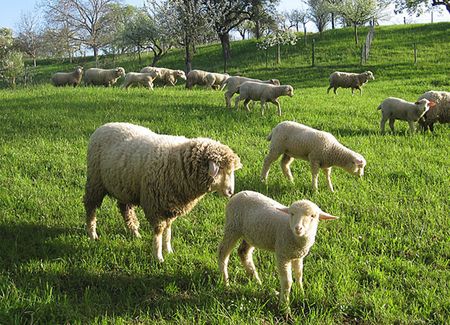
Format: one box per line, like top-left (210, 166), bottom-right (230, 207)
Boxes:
top-left (50, 63), bottom-right (449, 311)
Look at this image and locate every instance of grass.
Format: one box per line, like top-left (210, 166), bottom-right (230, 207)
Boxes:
top-left (0, 23), bottom-right (449, 324)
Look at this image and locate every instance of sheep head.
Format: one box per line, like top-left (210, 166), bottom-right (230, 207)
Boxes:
top-left (283, 85), bottom-right (294, 97)
top-left (277, 200), bottom-right (338, 238)
top-left (343, 155), bottom-right (366, 177)
top-left (365, 71), bottom-right (375, 81)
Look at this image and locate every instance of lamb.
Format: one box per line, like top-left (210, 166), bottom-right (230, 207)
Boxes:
top-left (218, 190), bottom-right (338, 308)
top-left (84, 67), bottom-right (125, 87)
top-left (204, 72), bottom-right (229, 90)
top-left (185, 69), bottom-right (228, 90)
top-left (84, 122), bottom-right (242, 263)
top-left (234, 81), bottom-right (294, 116)
top-left (377, 97), bottom-right (436, 133)
top-left (222, 76), bottom-right (280, 109)
top-left (121, 72), bottom-right (155, 90)
top-left (140, 67), bottom-right (186, 87)
top-left (260, 121), bottom-right (366, 192)
top-left (417, 91), bottom-right (450, 132)
top-left (327, 71), bottom-right (374, 95)
top-left (51, 66), bottom-right (83, 87)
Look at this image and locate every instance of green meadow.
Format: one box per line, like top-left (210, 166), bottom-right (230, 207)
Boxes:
top-left (0, 23), bottom-right (449, 324)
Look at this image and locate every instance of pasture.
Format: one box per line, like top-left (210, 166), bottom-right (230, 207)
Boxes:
top-left (0, 23), bottom-right (449, 324)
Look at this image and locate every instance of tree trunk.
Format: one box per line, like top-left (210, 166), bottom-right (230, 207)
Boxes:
top-left (354, 24), bottom-right (358, 45)
top-left (185, 38), bottom-right (192, 73)
top-left (331, 13), bottom-right (335, 29)
top-left (219, 32), bottom-right (231, 73)
top-left (255, 20), bottom-right (261, 39)
top-left (276, 43), bottom-right (281, 64)
top-left (93, 46), bottom-right (99, 67)
top-left (304, 24), bottom-right (307, 45)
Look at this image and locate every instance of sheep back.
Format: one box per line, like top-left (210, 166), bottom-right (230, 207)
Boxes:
top-left (84, 67), bottom-right (125, 86)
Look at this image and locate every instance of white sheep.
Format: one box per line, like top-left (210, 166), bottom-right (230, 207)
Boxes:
top-left (205, 72), bottom-right (229, 90)
top-left (377, 97), bottom-right (436, 133)
top-left (121, 72), bottom-right (155, 90)
top-left (222, 76), bottom-right (280, 109)
top-left (51, 66), bottom-right (83, 87)
top-left (84, 67), bottom-right (125, 87)
top-left (84, 122), bottom-right (242, 263)
top-left (417, 91), bottom-right (450, 132)
top-left (219, 190), bottom-right (338, 308)
top-left (327, 71), bottom-right (374, 95)
top-left (261, 121), bottom-right (366, 192)
top-left (140, 67), bottom-right (186, 87)
top-left (185, 70), bottom-right (228, 90)
top-left (234, 81), bottom-right (294, 116)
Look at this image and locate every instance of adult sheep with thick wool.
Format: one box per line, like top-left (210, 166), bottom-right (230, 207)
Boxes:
top-left (140, 67), bottom-right (186, 87)
top-left (204, 72), bottom-right (229, 90)
top-left (84, 122), bottom-right (242, 263)
top-left (417, 90), bottom-right (450, 132)
top-left (327, 71), bottom-right (374, 95)
top-left (222, 76), bottom-right (280, 109)
top-left (377, 97), bottom-right (435, 133)
top-left (261, 121), bottom-right (366, 192)
top-left (51, 66), bottom-right (83, 87)
top-left (234, 81), bottom-right (294, 116)
top-left (185, 69), bottom-right (228, 90)
top-left (219, 190), bottom-right (338, 308)
top-left (121, 72), bottom-right (155, 89)
top-left (84, 67), bottom-right (125, 87)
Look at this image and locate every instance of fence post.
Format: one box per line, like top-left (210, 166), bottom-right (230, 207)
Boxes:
top-left (312, 39), bottom-right (315, 67)
top-left (413, 43), bottom-right (417, 64)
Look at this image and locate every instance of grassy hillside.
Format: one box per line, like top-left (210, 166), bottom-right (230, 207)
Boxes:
top-left (0, 23), bottom-right (449, 324)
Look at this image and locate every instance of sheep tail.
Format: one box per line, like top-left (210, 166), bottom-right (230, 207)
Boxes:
top-left (221, 78), bottom-right (229, 90)
top-left (266, 131), bottom-right (273, 141)
top-left (377, 104), bottom-right (382, 110)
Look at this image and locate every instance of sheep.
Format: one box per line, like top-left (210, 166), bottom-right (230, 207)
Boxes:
top-left (222, 76), bottom-right (281, 109)
top-left (327, 71), bottom-right (374, 95)
top-left (218, 190), bottom-right (338, 308)
top-left (84, 67), bottom-right (125, 87)
top-left (51, 66), bottom-right (83, 87)
top-left (204, 72), bottom-right (229, 90)
top-left (140, 67), bottom-right (186, 87)
top-left (377, 97), bottom-right (436, 133)
top-left (121, 72), bottom-right (155, 90)
top-left (234, 81), bottom-right (294, 116)
top-left (417, 91), bottom-right (450, 132)
top-left (260, 121), bottom-right (366, 192)
top-left (84, 122), bottom-right (242, 263)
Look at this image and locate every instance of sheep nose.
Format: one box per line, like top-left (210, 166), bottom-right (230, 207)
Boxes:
top-left (225, 188), bottom-right (233, 197)
top-left (295, 225), bottom-right (303, 234)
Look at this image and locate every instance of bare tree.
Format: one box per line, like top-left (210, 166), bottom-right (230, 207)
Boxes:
top-left (16, 11), bottom-right (42, 67)
top-left (42, 0), bottom-right (118, 65)
top-left (305, 0), bottom-right (330, 33)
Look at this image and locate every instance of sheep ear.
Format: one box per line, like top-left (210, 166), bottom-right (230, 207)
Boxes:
top-left (276, 207), bottom-right (290, 214)
top-left (415, 101), bottom-right (420, 105)
top-left (355, 158), bottom-right (364, 166)
top-left (208, 161), bottom-right (220, 178)
top-left (236, 161), bottom-right (243, 170)
top-left (319, 212), bottom-right (338, 220)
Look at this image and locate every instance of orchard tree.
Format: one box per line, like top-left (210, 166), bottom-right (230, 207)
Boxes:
top-left (16, 11), bottom-right (42, 67)
top-left (305, 0), bottom-right (330, 33)
top-left (394, 0), bottom-right (450, 14)
top-left (257, 29), bottom-right (297, 65)
top-left (0, 28), bottom-right (24, 87)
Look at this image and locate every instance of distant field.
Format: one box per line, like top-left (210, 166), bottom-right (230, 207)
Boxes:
top-left (0, 23), bottom-right (449, 324)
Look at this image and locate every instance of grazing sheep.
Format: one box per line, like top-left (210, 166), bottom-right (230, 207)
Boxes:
top-left (222, 76), bottom-right (280, 109)
top-left (327, 71), bottom-right (374, 95)
top-left (140, 67), bottom-right (186, 87)
top-left (121, 72), bottom-right (155, 90)
top-left (417, 91), bottom-right (450, 132)
top-left (84, 122), bottom-right (242, 263)
top-left (219, 190), bottom-right (338, 308)
top-left (377, 97), bottom-right (436, 133)
top-left (234, 81), bottom-right (294, 116)
top-left (261, 121), bottom-right (366, 192)
top-left (84, 67), bottom-right (125, 87)
top-left (51, 66), bottom-right (83, 87)
top-left (205, 72), bottom-right (229, 90)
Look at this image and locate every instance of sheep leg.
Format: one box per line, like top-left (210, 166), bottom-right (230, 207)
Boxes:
top-left (333, 87), bottom-right (337, 95)
top-left (234, 95), bottom-right (242, 110)
top-left (218, 232), bottom-right (241, 286)
top-left (280, 154), bottom-right (295, 182)
top-left (84, 182), bottom-right (106, 240)
top-left (117, 202), bottom-right (141, 238)
top-left (238, 240), bottom-right (261, 284)
top-left (152, 220), bottom-right (166, 263)
top-left (310, 161), bottom-right (320, 191)
top-left (327, 86), bottom-right (332, 94)
top-left (163, 217), bottom-right (176, 254)
top-left (276, 257), bottom-right (293, 307)
top-left (271, 99), bottom-right (282, 116)
top-left (224, 91), bottom-right (233, 109)
top-left (380, 116), bottom-right (388, 134)
top-left (408, 120), bottom-right (416, 133)
top-left (244, 98), bottom-right (251, 112)
top-left (292, 257), bottom-right (304, 293)
top-left (260, 149), bottom-right (281, 182)
top-left (323, 167), bottom-right (334, 192)
top-left (389, 118), bottom-right (395, 132)
top-left (357, 86), bottom-right (362, 96)
top-left (260, 100), bottom-right (266, 116)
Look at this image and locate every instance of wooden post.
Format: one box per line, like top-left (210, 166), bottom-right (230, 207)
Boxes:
top-left (413, 43), bottom-right (417, 64)
top-left (312, 39), bottom-right (315, 67)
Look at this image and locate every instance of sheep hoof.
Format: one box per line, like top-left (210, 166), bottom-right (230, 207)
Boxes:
top-left (88, 232), bottom-right (99, 240)
top-left (133, 231), bottom-right (142, 238)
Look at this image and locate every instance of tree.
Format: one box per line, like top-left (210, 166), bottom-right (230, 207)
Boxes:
top-left (43, 0), bottom-right (119, 65)
top-left (236, 20), bottom-right (255, 39)
top-left (0, 28), bottom-right (24, 87)
top-left (394, 0), bottom-right (450, 15)
top-left (305, 0), bottom-right (330, 33)
top-left (249, 0), bottom-right (279, 39)
top-left (257, 29), bottom-right (297, 65)
top-left (16, 11), bottom-right (42, 67)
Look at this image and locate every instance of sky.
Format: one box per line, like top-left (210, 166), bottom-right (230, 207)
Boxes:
top-left (0, 0), bottom-right (449, 32)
